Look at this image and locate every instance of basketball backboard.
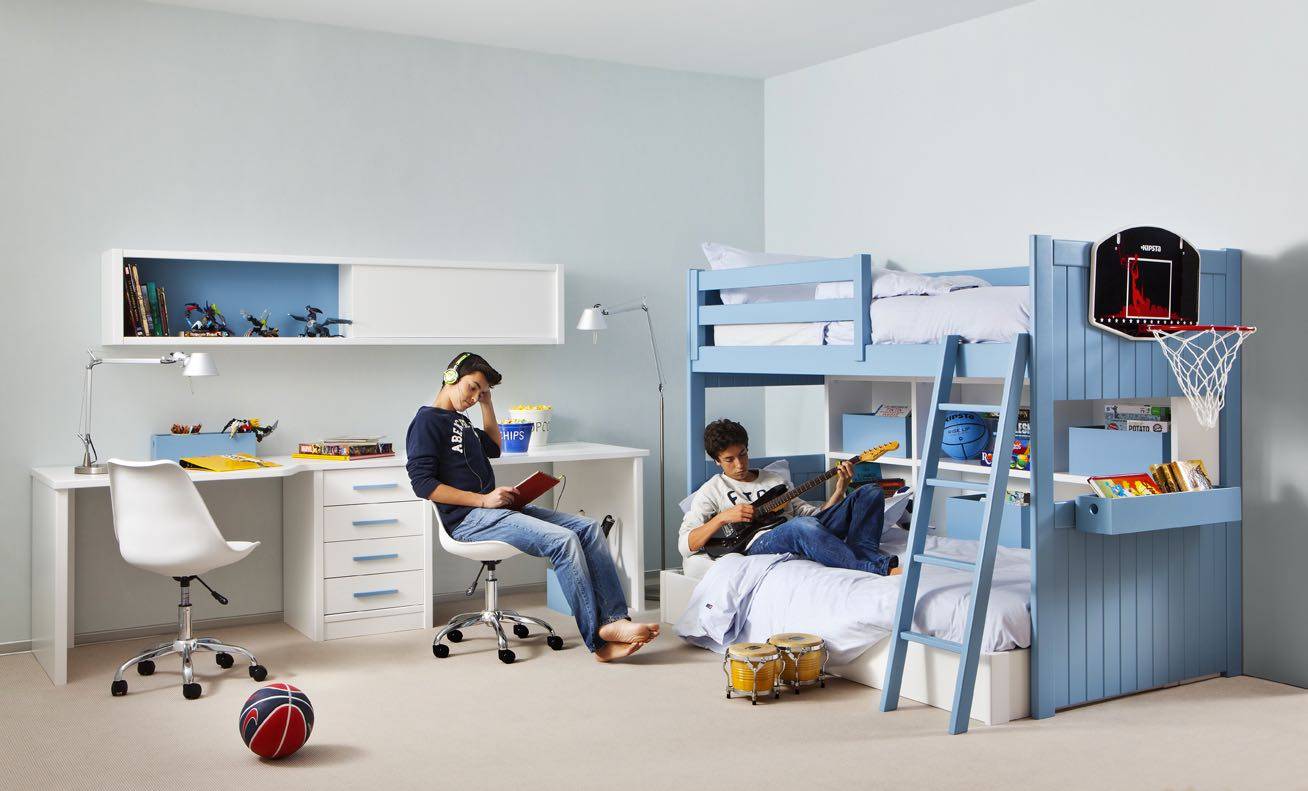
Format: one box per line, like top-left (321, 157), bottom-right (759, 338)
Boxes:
top-left (1089, 226), bottom-right (1201, 340)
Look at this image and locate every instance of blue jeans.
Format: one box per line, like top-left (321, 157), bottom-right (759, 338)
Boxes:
top-left (452, 505), bottom-right (629, 652)
top-left (746, 485), bottom-right (896, 575)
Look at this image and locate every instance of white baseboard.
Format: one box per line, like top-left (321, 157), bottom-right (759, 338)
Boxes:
top-left (74, 610), bottom-right (285, 646)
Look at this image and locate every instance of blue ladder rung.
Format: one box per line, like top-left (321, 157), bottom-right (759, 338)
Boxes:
top-left (924, 478), bottom-right (989, 493)
top-left (913, 553), bottom-right (976, 572)
top-left (938, 403), bottom-right (1001, 413)
top-left (899, 631), bottom-right (963, 653)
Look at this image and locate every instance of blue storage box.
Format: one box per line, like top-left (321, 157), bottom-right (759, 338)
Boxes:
top-left (1075, 487), bottom-right (1241, 535)
top-left (946, 493), bottom-right (1030, 549)
top-left (546, 567), bottom-right (571, 615)
top-left (150, 432), bottom-right (257, 462)
top-left (1068, 426), bottom-right (1170, 477)
top-left (842, 413), bottom-right (911, 457)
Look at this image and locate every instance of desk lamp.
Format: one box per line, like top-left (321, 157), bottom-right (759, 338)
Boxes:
top-left (76, 351), bottom-right (218, 474)
top-left (577, 300), bottom-right (667, 580)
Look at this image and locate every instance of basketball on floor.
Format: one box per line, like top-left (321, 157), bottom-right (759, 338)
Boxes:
top-left (240, 683), bottom-right (314, 759)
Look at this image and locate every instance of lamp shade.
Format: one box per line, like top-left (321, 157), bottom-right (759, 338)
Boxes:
top-left (576, 307), bottom-right (608, 331)
top-left (181, 352), bottom-right (218, 377)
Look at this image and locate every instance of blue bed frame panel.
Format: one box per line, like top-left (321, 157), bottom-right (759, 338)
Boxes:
top-left (685, 235), bottom-right (1244, 722)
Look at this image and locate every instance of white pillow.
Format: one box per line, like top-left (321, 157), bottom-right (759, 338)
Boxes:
top-left (679, 459), bottom-right (792, 514)
top-left (815, 271), bottom-right (992, 301)
top-left (701, 243), bottom-right (821, 305)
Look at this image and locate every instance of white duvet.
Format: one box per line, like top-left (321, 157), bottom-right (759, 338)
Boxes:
top-left (675, 526), bottom-right (1031, 664)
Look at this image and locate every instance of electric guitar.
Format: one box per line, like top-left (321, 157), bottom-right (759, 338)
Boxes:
top-left (701, 441), bottom-right (901, 559)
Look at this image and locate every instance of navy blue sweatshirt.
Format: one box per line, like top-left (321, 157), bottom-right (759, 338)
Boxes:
top-left (406, 406), bottom-right (501, 531)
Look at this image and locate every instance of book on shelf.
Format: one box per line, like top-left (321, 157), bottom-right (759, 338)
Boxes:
top-left (1170, 459), bottom-right (1213, 491)
top-left (122, 265), bottom-right (145, 336)
top-left (131, 263), bottom-right (153, 336)
top-left (157, 285), bottom-right (170, 336)
top-left (1104, 403), bottom-right (1171, 423)
top-left (1149, 463), bottom-right (1180, 493)
top-left (1088, 473), bottom-right (1163, 499)
top-left (1106, 418), bottom-right (1170, 433)
top-left (296, 440), bottom-right (394, 458)
top-left (292, 451), bottom-right (396, 462)
top-left (146, 282), bottom-right (163, 337)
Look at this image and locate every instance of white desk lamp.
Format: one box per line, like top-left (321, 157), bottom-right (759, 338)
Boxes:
top-left (76, 351), bottom-right (218, 475)
top-left (577, 300), bottom-right (668, 577)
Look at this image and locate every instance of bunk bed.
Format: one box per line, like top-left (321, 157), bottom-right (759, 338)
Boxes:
top-left (663, 235), bottom-right (1244, 725)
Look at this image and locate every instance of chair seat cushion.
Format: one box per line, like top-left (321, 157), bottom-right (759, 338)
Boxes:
top-left (438, 530), bottom-right (520, 563)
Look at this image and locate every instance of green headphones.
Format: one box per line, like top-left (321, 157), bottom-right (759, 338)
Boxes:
top-left (443, 353), bottom-right (471, 386)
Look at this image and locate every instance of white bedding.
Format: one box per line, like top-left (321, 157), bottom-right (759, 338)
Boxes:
top-left (712, 286), bottom-right (1031, 347)
top-left (676, 526), bottom-right (1031, 664)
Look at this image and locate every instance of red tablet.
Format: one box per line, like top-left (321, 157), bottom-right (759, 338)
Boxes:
top-left (512, 471), bottom-right (560, 509)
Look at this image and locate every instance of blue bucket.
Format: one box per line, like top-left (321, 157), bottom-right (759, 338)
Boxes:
top-left (499, 422), bottom-right (533, 453)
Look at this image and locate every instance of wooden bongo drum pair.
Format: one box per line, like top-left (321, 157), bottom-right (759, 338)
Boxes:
top-left (723, 633), bottom-right (828, 704)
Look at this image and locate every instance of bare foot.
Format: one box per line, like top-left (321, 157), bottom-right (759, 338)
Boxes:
top-left (597, 620), bottom-right (660, 645)
top-left (595, 641), bottom-right (643, 663)
top-left (889, 566), bottom-right (904, 576)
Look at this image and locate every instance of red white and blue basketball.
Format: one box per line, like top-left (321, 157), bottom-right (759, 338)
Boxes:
top-left (941, 412), bottom-right (990, 460)
top-left (239, 683), bottom-right (314, 759)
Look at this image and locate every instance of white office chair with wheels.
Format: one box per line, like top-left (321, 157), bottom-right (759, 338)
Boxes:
top-left (106, 459), bottom-right (268, 699)
top-left (431, 503), bottom-right (563, 664)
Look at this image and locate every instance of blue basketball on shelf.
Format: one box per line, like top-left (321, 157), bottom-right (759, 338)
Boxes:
top-left (941, 411), bottom-right (990, 460)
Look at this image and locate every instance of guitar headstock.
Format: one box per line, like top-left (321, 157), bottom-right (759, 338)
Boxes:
top-left (855, 441), bottom-right (900, 464)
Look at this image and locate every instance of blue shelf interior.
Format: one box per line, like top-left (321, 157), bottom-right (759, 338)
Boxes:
top-left (128, 258), bottom-right (341, 338)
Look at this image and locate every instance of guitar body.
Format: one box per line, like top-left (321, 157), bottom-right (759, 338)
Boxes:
top-left (702, 484), bottom-right (789, 559)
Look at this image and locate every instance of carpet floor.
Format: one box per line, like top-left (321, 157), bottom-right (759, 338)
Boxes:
top-left (3, 593), bottom-right (1305, 790)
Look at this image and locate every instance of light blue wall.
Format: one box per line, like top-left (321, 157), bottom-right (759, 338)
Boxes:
top-left (0, 0), bottom-right (762, 645)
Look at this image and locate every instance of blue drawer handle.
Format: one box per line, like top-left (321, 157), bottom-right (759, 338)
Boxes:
top-left (352, 518), bottom-right (399, 526)
top-left (353, 482), bottom-right (400, 491)
top-left (353, 588), bottom-right (399, 598)
top-left (353, 553), bottom-right (400, 562)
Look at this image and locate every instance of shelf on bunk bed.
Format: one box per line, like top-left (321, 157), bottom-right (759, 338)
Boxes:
top-left (827, 450), bottom-right (1091, 485)
top-left (1072, 487), bottom-right (1242, 535)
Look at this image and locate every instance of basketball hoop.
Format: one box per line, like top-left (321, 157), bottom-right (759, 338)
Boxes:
top-left (1147, 324), bottom-right (1255, 429)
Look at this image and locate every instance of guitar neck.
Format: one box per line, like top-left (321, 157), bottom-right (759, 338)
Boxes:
top-left (760, 466), bottom-right (839, 514)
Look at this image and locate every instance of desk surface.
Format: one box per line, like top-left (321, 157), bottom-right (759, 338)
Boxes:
top-left (31, 441), bottom-right (648, 490)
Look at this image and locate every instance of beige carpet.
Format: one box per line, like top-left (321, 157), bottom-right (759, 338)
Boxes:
top-left (4, 593), bottom-right (1306, 790)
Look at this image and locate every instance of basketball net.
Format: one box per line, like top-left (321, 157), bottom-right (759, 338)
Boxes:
top-left (1149, 325), bottom-right (1255, 429)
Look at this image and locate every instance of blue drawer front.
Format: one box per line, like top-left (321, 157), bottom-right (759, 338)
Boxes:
top-left (1068, 426), bottom-right (1169, 477)
top-left (945, 493), bottom-right (1030, 549)
top-left (150, 432), bottom-right (258, 462)
top-left (842, 413), bottom-right (911, 458)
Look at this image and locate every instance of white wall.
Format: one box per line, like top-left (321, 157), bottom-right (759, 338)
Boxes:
top-left (765, 0), bottom-right (1308, 686)
top-left (0, 0), bottom-right (762, 646)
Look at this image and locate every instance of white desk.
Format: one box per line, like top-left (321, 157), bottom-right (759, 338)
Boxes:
top-left (30, 442), bottom-right (647, 685)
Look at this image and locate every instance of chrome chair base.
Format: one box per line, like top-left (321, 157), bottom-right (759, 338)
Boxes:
top-left (432, 561), bottom-right (564, 664)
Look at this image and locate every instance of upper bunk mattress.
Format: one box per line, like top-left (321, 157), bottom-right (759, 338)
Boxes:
top-left (711, 285), bottom-right (1030, 347)
top-left (676, 525), bottom-right (1031, 663)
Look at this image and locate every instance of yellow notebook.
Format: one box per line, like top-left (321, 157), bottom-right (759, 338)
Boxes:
top-left (179, 454), bottom-right (281, 472)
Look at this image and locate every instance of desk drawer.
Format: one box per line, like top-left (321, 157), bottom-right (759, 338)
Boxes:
top-left (325, 570), bottom-right (424, 615)
top-left (324, 467), bottom-right (415, 506)
top-left (324, 535), bottom-right (424, 578)
top-left (324, 501), bottom-right (425, 542)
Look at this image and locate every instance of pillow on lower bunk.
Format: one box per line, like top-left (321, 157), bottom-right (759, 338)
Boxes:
top-left (815, 270), bottom-right (991, 301)
top-left (701, 242), bottom-right (824, 305)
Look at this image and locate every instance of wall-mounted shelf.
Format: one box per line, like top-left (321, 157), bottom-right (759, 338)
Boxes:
top-left (103, 249), bottom-right (565, 347)
top-left (1073, 487), bottom-right (1241, 535)
top-left (828, 449), bottom-right (1090, 486)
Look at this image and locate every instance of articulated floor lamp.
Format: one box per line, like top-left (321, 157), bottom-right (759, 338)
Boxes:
top-left (76, 351), bottom-right (218, 474)
top-left (577, 300), bottom-right (665, 596)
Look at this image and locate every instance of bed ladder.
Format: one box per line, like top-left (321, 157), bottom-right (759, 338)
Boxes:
top-left (878, 332), bottom-right (1030, 734)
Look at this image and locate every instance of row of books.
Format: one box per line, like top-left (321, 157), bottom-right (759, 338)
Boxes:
top-left (292, 437), bottom-right (394, 461)
top-left (1104, 402), bottom-right (1171, 433)
top-left (1088, 458), bottom-right (1214, 499)
top-left (122, 264), bottom-right (170, 337)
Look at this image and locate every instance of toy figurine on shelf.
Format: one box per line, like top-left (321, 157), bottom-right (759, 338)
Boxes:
top-left (222, 418), bottom-right (279, 442)
top-left (170, 423), bottom-right (203, 434)
top-left (183, 302), bottom-right (232, 337)
top-left (241, 309), bottom-right (280, 338)
top-left (290, 305), bottom-right (352, 338)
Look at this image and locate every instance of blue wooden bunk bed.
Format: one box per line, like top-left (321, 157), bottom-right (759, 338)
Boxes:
top-left (682, 234), bottom-right (1244, 728)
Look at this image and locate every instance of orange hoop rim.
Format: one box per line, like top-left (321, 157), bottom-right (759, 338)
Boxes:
top-left (1145, 324), bottom-right (1257, 333)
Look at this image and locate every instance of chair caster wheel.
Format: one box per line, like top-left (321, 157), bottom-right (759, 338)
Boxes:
top-left (111, 680), bottom-right (128, 696)
top-left (249, 664), bottom-right (268, 682)
top-left (546, 635), bottom-right (564, 651)
top-left (447, 629), bottom-right (463, 643)
top-left (182, 683), bottom-right (202, 700)
top-left (136, 660), bottom-right (155, 676)
top-left (215, 652), bottom-right (234, 669)
top-left (433, 643), bottom-right (450, 659)
top-left (512, 624), bottom-right (530, 639)
top-left (751, 700), bottom-right (757, 706)
top-left (498, 649), bottom-right (516, 664)
top-left (820, 680), bottom-right (826, 688)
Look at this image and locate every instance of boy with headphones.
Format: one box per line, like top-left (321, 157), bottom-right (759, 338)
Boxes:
top-left (406, 352), bottom-right (658, 662)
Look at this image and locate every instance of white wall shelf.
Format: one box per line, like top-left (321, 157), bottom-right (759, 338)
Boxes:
top-left (103, 248), bottom-right (565, 347)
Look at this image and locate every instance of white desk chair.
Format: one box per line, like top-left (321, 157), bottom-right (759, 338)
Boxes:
top-left (107, 459), bottom-right (268, 699)
top-left (431, 503), bottom-right (563, 664)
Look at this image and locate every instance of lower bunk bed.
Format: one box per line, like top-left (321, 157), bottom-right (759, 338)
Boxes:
top-left (660, 526), bottom-right (1032, 726)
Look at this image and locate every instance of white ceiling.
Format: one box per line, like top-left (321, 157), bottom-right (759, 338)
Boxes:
top-left (147, 0), bottom-right (1033, 78)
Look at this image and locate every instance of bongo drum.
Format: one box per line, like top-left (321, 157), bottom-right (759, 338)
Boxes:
top-left (768, 632), bottom-right (827, 693)
top-left (723, 642), bottom-right (781, 705)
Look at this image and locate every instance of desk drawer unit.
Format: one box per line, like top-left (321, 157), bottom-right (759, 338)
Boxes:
top-left (324, 501), bottom-right (425, 542)
top-left (323, 467), bottom-right (414, 506)
top-left (324, 535), bottom-right (424, 578)
top-left (324, 570), bottom-right (424, 615)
